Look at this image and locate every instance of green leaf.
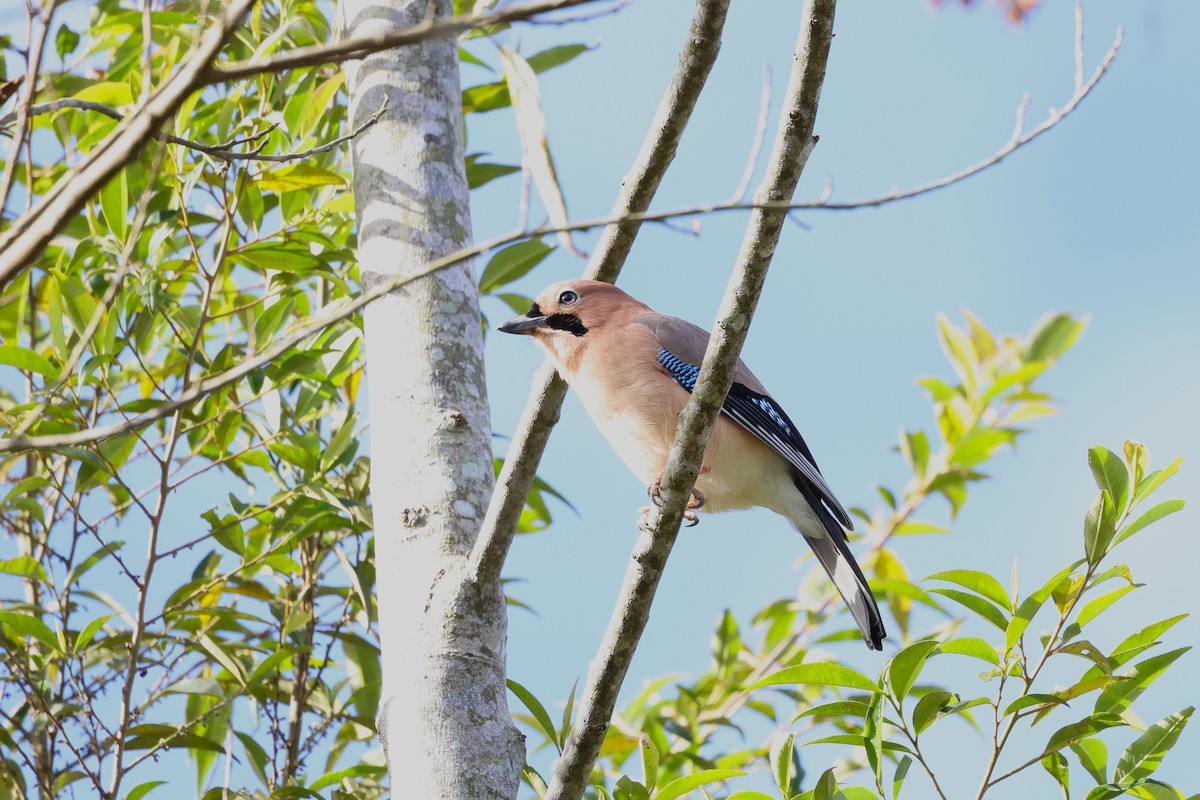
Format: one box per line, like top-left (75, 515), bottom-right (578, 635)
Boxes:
top-left (478, 239), bottom-right (554, 293)
top-left (898, 428), bottom-right (930, 478)
top-left (794, 700), bottom-right (871, 723)
top-left (1094, 648), bottom-right (1190, 715)
top-left (73, 613), bottom-right (117, 654)
top-left (1114, 500), bottom-right (1185, 548)
top-left (0, 556), bottom-right (47, 582)
top-left (888, 639), bottom-right (940, 705)
top-left (937, 637), bottom-right (999, 665)
top-left (73, 81), bottom-right (133, 106)
top-left (466, 155), bottom-right (521, 189)
top-left (1114, 706), bottom-right (1193, 783)
top-left (525, 43), bottom-right (591, 73)
top-left (55, 24), bottom-right (80, 60)
top-left (770, 732), bottom-right (796, 799)
top-left (1108, 615), bottom-right (1188, 667)
top-left (507, 679), bottom-right (561, 753)
top-left (639, 734), bottom-right (659, 793)
top-left (712, 609), bottom-right (741, 676)
top-left (748, 661), bottom-right (879, 694)
top-left (1025, 312), bottom-right (1086, 361)
top-left (125, 781), bottom-right (167, 800)
top-left (236, 731), bottom-right (271, 788)
top-left (1042, 752), bottom-right (1070, 800)
top-left (1084, 490), bottom-right (1117, 565)
top-left (812, 768), bottom-right (840, 800)
top-left (912, 690), bottom-right (956, 734)
top-left (1044, 714), bottom-right (1127, 758)
top-left (1077, 585), bottom-right (1138, 627)
top-left (653, 769), bottom-right (744, 800)
top-left (256, 164), bottom-right (345, 193)
top-left (893, 756), bottom-right (912, 800)
top-left (802, 735), bottom-right (913, 755)
top-left (1070, 738), bottom-right (1109, 784)
top-left (1133, 457), bottom-right (1183, 505)
top-left (0, 611), bottom-right (61, 653)
top-left (926, 569), bottom-right (1011, 610)
top-left (99, 166), bottom-right (129, 240)
top-left (0, 345), bottom-right (58, 377)
top-left (1089, 447), bottom-right (1130, 518)
top-left (927, 588), bottom-right (1009, 631)
top-left (1004, 694), bottom-right (1067, 718)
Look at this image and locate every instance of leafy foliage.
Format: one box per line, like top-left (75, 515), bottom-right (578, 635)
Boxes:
top-left (0, 1), bottom-right (584, 797)
top-left (508, 314), bottom-right (1194, 800)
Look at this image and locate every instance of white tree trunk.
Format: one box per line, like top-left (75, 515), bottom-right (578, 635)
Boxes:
top-left (341, 1), bottom-right (524, 797)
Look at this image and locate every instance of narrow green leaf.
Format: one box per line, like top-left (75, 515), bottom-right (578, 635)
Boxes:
top-left (1025, 312), bottom-right (1086, 361)
top-left (1070, 738), bottom-right (1109, 785)
top-left (770, 732), bottom-right (796, 799)
top-left (801, 735), bottom-right (913, 755)
top-left (73, 613), bottom-right (117, 654)
top-left (1004, 694), bottom-right (1067, 718)
top-left (937, 637), bottom-right (999, 665)
top-left (1044, 714), bottom-right (1127, 757)
top-left (893, 756), bottom-right (912, 800)
top-left (1077, 585), bottom-right (1138, 627)
top-left (1084, 490), bottom-right (1117, 565)
top-left (507, 679), bottom-right (561, 753)
top-left (99, 166), bottom-right (129, 240)
top-left (1133, 457), bottom-right (1183, 505)
top-left (479, 239), bottom-right (555, 294)
top-left (0, 345), bottom-right (58, 377)
top-left (125, 780), bottom-right (167, 800)
top-left (927, 588), bottom-right (1009, 631)
top-left (1114, 500), bottom-right (1185, 548)
top-left (0, 611), bottom-right (61, 653)
top-left (1089, 447), bottom-right (1130, 518)
top-left (748, 662), bottom-right (879, 693)
top-left (653, 769), bottom-right (744, 800)
top-left (639, 734), bottom-right (658, 792)
top-left (794, 700), bottom-right (871, 723)
top-left (1114, 706), bottom-right (1193, 783)
top-left (1094, 648), bottom-right (1190, 715)
top-left (865, 692), bottom-right (885, 788)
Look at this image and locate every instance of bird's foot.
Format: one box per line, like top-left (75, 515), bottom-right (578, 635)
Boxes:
top-left (644, 475), bottom-right (705, 527)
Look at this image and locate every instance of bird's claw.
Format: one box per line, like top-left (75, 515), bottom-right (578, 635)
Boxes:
top-left (643, 475), bottom-right (706, 528)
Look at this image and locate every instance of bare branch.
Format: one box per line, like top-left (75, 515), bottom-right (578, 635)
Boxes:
top-left (0, 0), bottom-right (258, 291)
top-left (468, 0), bottom-right (734, 588)
top-left (205, 0), bottom-right (610, 83)
top-left (731, 63), bottom-right (772, 202)
top-left (543, 1), bottom-right (837, 798)
top-left (0, 0), bottom-right (59, 213)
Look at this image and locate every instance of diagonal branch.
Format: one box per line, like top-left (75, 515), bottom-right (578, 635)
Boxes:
top-left (0, 0), bottom-right (258, 291)
top-left (206, 0), bottom-right (610, 83)
top-left (542, 2), bottom-right (838, 798)
top-left (468, 0), bottom-right (734, 587)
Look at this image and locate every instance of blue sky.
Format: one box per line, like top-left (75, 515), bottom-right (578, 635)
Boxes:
top-left (472, 1), bottom-right (1200, 796)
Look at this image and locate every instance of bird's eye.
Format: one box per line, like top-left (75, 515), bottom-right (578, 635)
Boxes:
top-left (558, 290), bottom-right (579, 305)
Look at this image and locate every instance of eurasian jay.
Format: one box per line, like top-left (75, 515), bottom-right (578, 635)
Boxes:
top-left (498, 279), bottom-right (887, 651)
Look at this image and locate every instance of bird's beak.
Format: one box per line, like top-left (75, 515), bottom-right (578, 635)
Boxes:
top-left (497, 314), bottom-right (548, 335)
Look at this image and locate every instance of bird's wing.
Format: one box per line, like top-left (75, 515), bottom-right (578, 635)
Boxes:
top-left (635, 314), bottom-right (854, 530)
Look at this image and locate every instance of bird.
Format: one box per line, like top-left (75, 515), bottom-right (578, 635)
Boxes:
top-left (498, 279), bottom-right (886, 651)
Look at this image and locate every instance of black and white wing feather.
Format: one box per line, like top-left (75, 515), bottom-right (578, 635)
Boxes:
top-left (654, 345), bottom-right (854, 530)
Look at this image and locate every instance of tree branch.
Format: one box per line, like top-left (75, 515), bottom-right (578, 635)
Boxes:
top-left (0, 0), bottom-right (258, 291)
top-left (205, 0), bottom-right (610, 84)
top-left (467, 0), bottom-right (734, 587)
top-left (543, 2), bottom-right (837, 799)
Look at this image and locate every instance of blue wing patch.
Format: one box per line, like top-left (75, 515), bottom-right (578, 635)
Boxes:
top-left (655, 345), bottom-right (853, 529)
top-left (657, 348), bottom-right (699, 391)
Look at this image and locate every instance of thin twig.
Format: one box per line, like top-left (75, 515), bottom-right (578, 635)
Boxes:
top-left (731, 63), bottom-right (772, 202)
top-left (543, 2), bottom-right (837, 798)
top-left (468, 0), bottom-right (734, 588)
top-left (0, 0), bottom-right (59, 213)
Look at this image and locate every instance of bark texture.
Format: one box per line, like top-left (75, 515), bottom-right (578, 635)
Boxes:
top-left (341, 1), bottom-right (523, 797)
